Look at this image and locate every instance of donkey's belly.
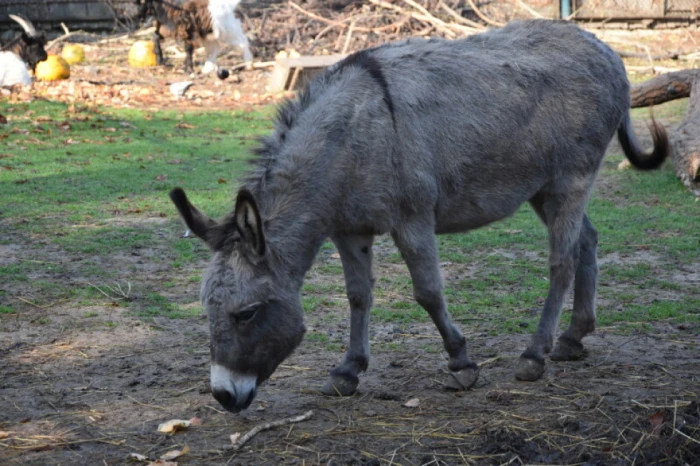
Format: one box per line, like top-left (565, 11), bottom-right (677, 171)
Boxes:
top-left (434, 187), bottom-right (537, 234)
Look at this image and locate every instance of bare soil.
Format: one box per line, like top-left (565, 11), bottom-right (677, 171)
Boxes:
top-left (1, 227), bottom-right (699, 465)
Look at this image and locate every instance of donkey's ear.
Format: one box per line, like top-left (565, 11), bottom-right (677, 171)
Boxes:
top-left (234, 189), bottom-right (265, 257)
top-left (169, 188), bottom-right (220, 248)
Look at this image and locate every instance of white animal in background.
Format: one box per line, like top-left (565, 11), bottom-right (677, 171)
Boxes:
top-left (137, 0), bottom-right (253, 74)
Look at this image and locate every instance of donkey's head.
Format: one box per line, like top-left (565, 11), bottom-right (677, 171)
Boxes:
top-left (170, 188), bottom-right (306, 413)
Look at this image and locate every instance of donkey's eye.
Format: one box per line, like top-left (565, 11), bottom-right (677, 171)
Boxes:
top-left (236, 305), bottom-right (259, 323)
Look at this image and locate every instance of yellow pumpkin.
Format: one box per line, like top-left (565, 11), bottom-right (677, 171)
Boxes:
top-left (128, 41), bottom-right (158, 68)
top-left (61, 43), bottom-right (85, 64)
top-left (35, 55), bottom-right (71, 81)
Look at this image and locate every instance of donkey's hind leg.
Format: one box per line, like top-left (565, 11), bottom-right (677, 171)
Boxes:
top-left (321, 235), bottom-right (375, 396)
top-left (517, 186), bottom-right (591, 381)
top-left (392, 225), bottom-right (479, 390)
top-left (551, 214), bottom-right (598, 361)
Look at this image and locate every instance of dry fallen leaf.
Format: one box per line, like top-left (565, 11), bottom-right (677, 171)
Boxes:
top-left (128, 452), bottom-right (149, 461)
top-left (160, 445), bottom-right (189, 461)
top-left (0, 431), bottom-right (9, 439)
top-left (403, 398), bottom-right (420, 408)
top-left (188, 417), bottom-right (202, 426)
top-left (157, 419), bottom-right (192, 434)
top-left (230, 432), bottom-right (241, 445)
top-left (175, 122), bottom-right (195, 129)
top-left (649, 411), bottom-right (665, 439)
top-left (155, 175), bottom-right (168, 181)
top-left (146, 461), bottom-right (177, 466)
top-left (618, 159), bottom-right (632, 170)
top-left (217, 178), bottom-right (227, 184)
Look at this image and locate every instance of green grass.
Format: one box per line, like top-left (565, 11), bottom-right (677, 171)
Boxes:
top-left (130, 293), bottom-right (202, 320)
top-left (1, 97), bottom-right (697, 338)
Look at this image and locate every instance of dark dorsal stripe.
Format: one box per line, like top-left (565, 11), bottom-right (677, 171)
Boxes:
top-left (335, 50), bottom-right (396, 128)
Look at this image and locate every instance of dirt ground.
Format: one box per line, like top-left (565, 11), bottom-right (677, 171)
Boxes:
top-left (1, 229), bottom-right (699, 465)
top-left (2, 26), bottom-right (700, 466)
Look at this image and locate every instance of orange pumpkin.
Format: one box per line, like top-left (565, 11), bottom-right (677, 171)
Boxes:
top-left (128, 41), bottom-right (158, 68)
top-left (61, 44), bottom-right (85, 65)
top-left (35, 55), bottom-right (71, 81)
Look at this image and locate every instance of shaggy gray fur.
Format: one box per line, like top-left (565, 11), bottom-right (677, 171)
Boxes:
top-left (171, 19), bottom-right (668, 413)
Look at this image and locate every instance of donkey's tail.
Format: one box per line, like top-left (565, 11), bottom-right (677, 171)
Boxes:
top-left (617, 111), bottom-right (669, 170)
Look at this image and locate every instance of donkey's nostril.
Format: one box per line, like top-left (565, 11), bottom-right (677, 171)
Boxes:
top-left (212, 388), bottom-right (238, 412)
top-left (241, 387), bottom-right (257, 410)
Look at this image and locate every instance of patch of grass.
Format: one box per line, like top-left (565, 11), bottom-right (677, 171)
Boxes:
top-left (306, 332), bottom-right (328, 343)
top-left (0, 306), bottom-right (16, 314)
top-left (600, 296), bottom-right (700, 327)
top-left (171, 238), bottom-right (210, 267)
top-left (0, 100), bottom-right (271, 254)
top-left (130, 293), bottom-right (201, 319)
top-left (631, 98), bottom-right (688, 125)
top-left (604, 263), bottom-right (653, 282)
top-left (372, 306), bottom-right (428, 324)
top-left (302, 296), bottom-right (324, 314)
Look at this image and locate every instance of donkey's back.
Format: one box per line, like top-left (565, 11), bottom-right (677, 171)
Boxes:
top-left (312, 20), bottom-right (635, 236)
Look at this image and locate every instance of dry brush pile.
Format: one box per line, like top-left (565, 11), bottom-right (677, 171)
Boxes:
top-left (240, 0), bottom-right (518, 59)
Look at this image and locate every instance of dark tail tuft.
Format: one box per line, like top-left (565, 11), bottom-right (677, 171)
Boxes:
top-left (617, 111), bottom-right (669, 170)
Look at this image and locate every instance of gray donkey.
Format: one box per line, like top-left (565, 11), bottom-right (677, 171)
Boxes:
top-left (170, 19), bottom-right (668, 413)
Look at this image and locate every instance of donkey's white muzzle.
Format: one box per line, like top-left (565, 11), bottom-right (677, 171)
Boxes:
top-left (210, 364), bottom-right (257, 413)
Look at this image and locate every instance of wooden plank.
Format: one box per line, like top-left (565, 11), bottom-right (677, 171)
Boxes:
top-left (269, 54), bottom-right (347, 92)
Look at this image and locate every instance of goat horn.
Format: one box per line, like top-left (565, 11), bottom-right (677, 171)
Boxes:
top-left (9, 14), bottom-right (38, 37)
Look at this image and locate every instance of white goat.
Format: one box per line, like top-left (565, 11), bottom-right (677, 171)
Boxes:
top-left (204, 0), bottom-right (252, 73)
top-left (0, 15), bottom-right (47, 86)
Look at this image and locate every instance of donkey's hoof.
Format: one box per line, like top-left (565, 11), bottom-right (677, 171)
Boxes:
top-left (320, 375), bottom-right (358, 397)
top-left (445, 366), bottom-right (480, 391)
top-left (515, 356), bottom-right (545, 381)
top-left (551, 338), bottom-right (588, 361)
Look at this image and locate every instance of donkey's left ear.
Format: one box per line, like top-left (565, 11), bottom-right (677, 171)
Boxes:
top-left (234, 189), bottom-right (265, 257)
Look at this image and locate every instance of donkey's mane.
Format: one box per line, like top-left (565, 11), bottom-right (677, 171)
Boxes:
top-left (244, 46), bottom-right (398, 197)
top-left (243, 87), bottom-right (313, 195)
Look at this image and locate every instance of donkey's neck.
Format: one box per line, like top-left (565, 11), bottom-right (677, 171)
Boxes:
top-left (249, 175), bottom-right (334, 285)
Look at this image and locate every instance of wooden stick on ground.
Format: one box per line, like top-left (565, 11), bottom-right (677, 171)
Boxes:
top-left (464, 0), bottom-right (504, 27)
top-left (437, 1), bottom-right (484, 29)
top-left (231, 410), bottom-right (314, 451)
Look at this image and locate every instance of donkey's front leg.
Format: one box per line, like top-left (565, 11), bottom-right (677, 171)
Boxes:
top-left (321, 235), bottom-right (375, 396)
top-left (392, 227), bottom-right (479, 390)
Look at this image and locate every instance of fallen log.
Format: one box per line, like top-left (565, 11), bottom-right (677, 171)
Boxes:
top-left (630, 69), bottom-right (700, 195)
top-left (630, 69), bottom-right (694, 108)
